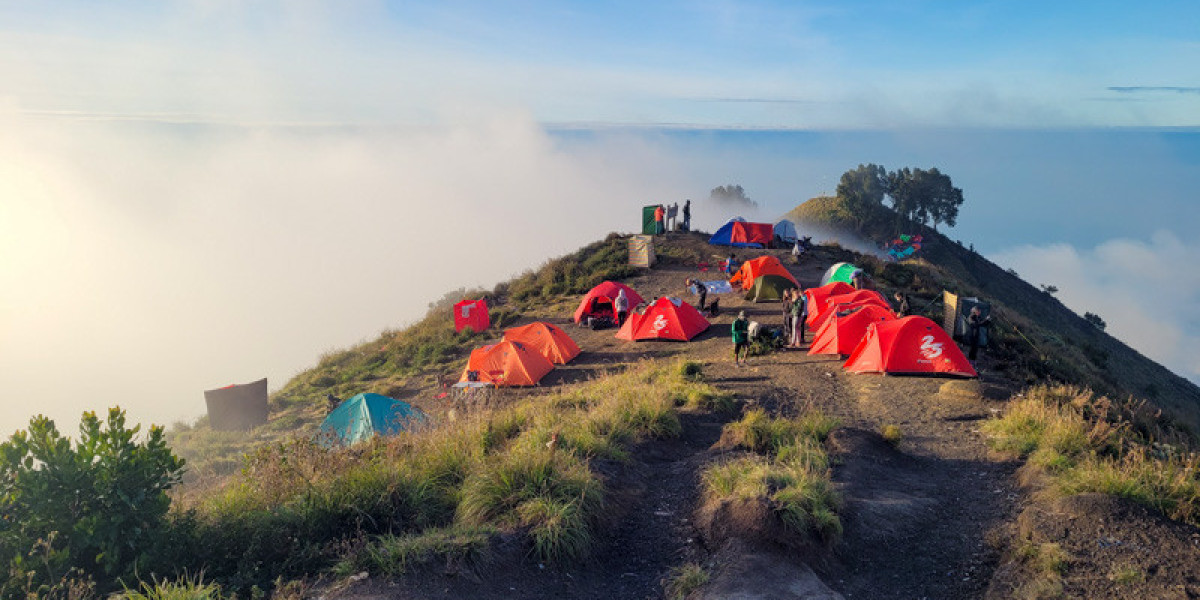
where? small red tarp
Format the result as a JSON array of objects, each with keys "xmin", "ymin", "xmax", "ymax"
[{"xmin": 454, "ymin": 299, "xmax": 490, "ymax": 333}]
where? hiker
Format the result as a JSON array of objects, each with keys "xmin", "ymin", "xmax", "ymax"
[
  {"xmin": 688, "ymin": 278, "xmax": 707, "ymax": 310},
  {"xmin": 894, "ymin": 292, "xmax": 910, "ymax": 318},
  {"xmin": 654, "ymin": 204, "xmax": 665, "ymax": 235},
  {"xmin": 615, "ymin": 289, "xmax": 630, "ymax": 326},
  {"xmin": 781, "ymin": 289, "xmax": 794, "ymax": 343},
  {"xmin": 681, "ymin": 199, "xmax": 692, "ymax": 231},
  {"xmin": 732, "ymin": 310, "xmax": 750, "ymax": 366},
  {"xmin": 666, "ymin": 202, "xmax": 678, "ymax": 231},
  {"xmin": 790, "ymin": 288, "xmax": 807, "ymax": 347},
  {"xmin": 725, "ymin": 253, "xmax": 737, "ymax": 277},
  {"xmin": 966, "ymin": 306, "xmax": 992, "ymax": 364}
]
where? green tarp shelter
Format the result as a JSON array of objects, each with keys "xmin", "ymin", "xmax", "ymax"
[
  {"xmin": 820, "ymin": 262, "xmax": 860, "ymax": 286},
  {"xmin": 745, "ymin": 274, "xmax": 798, "ymax": 302},
  {"xmin": 317, "ymin": 393, "xmax": 425, "ymax": 447},
  {"xmin": 642, "ymin": 205, "xmax": 661, "ymax": 235}
]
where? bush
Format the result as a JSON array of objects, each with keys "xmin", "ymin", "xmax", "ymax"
[{"xmin": 0, "ymin": 409, "xmax": 185, "ymax": 595}]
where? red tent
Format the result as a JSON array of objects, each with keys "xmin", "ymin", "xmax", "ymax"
[
  {"xmin": 453, "ymin": 299, "xmax": 490, "ymax": 333},
  {"xmin": 843, "ymin": 316, "xmax": 977, "ymax": 378},
  {"xmin": 808, "ymin": 304, "xmax": 896, "ymax": 356},
  {"xmin": 615, "ymin": 297, "xmax": 710, "ymax": 341},
  {"xmin": 811, "ymin": 292, "xmax": 893, "ymax": 330},
  {"xmin": 804, "ymin": 281, "xmax": 856, "ymax": 327},
  {"xmin": 503, "ymin": 322, "xmax": 581, "ymax": 365},
  {"xmin": 573, "ymin": 281, "xmax": 645, "ymax": 323},
  {"xmin": 459, "ymin": 340, "xmax": 555, "ymax": 386}
]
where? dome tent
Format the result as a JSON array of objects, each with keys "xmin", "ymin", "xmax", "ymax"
[
  {"xmin": 745, "ymin": 274, "xmax": 798, "ymax": 303},
  {"xmin": 615, "ymin": 296, "xmax": 710, "ymax": 341},
  {"xmin": 502, "ymin": 321, "xmax": 581, "ymax": 365},
  {"xmin": 318, "ymin": 393, "xmax": 425, "ymax": 447},
  {"xmin": 774, "ymin": 219, "xmax": 799, "ymax": 244},
  {"xmin": 843, "ymin": 316, "xmax": 976, "ymax": 378},
  {"xmin": 803, "ymin": 281, "xmax": 856, "ymax": 328},
  {"xmin": 728, "ymin": 255, "xmax": 799, "ymax": 291},
  {"xmin": 573, "ymin": 281, "xmax": 645, "ymax": 324},
  {"xmin": 460, "ymin": 340, "xmax": 555, "ymax": 386},
  {"xmin": 808, "ymin": 304, "xmax": 896, "ymax": 356},
  {"xmin": 708, "ymin": 218, "xmax": 774, "ymax": 248},
  {"xmin": 820, "ymin": 262, "xmax": 860, "ymax": 287}
]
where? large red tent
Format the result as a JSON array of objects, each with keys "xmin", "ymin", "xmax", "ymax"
[
  {"xmin": 804, "ymin": 281, "xmax": 856, "ymax": 327},
  {"xmin": 808, "ymin": 304, "xmax": 896, "ymax": 356},
  {"xmin": 811, "ymin": 291, "xmax": 892, "ymax": 330},
  {"xmin": 843, "ymin": 316, "xmax": 977, "ymax": 378},
  {"xmin": 615, "ymin": 297, "xmax": 710, "ymax": 341}
]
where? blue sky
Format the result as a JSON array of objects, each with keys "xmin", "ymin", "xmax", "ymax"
[
  {"xmin": 1, "ymin": 2, "xmax": 1199, "ymax": 435},
  {"xmin": 1, "ymin": 1, "xmax": 1197, "ymax": 128}
]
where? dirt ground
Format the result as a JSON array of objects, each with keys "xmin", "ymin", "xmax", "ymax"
[{"xmin": 333, "ymin": 232, "xmax": 1200, "ymax": 599}]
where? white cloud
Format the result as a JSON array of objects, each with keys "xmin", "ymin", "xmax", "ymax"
[
  {"xmin": 0, "ymin": 108, "xmax": 690, "ymax": 436},
  {"xmin": 992, "ymin": 232, "xmax": 1200, "ymax": 385}
]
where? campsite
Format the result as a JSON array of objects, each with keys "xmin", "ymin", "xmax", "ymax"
[
  {"xmin": 102, "ymin": 198, "xmax": 1194, "ymax": 600},
  {"xmin": 8, "ymin": 194, "xmax": 1200, "ymax": 600}
]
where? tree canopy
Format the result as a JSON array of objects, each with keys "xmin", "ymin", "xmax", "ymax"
[
  {"xmin": 836, "ymin": 164, "xmax": 964, "ymax": 231},
  {"xmin": 708, "ymin": 184, "xmax": 757, "ymax": 208}
]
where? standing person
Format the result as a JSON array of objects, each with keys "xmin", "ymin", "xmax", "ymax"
[
  {"xmin": 654, "ymin": 204, "xmax": 665, "ymax": 235},
  {"xmin": 894, "ymin": 292, "xmax": 910, "ymax": 318},
  {"xmin": 781, "ymin": 289, "xmax": 794, "ymax": 345},
  {"xmin": 966, "ymin": 306, "xmax": 991, "ymax": 364},
  {"xmin": 688, "ymin": 278, "xmax": 707, "ymax": 311},
  {"xmin": 615, "ymin": 289, "xmax": 630, "ymax": 326},
  {"xmin": 666, "ymin": 202, "xmax": 678, "ymax": 231},
  {"xmin": 790, "ymin": 288, "xmax": 807, "ymax": 347},
  {"xmin": 791, "ymin": 238, "xmax": 803, "ymax": 263},
  {"xmin": 682, "ymin": 199, "xmax": 692, "ymax": 231},
  {"xmin": 725, "ymin": 253, "xmax": 737, "ymax": 277},
  {"xmin": 732, "ymin": 311, "xmax": 750, "ymax": 366}
]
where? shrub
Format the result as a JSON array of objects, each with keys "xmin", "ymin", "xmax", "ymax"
[
  {"xmin": 662, "ymin": 563, "xmax": 709, "ymax": 600},
  {"xmin": 0, "ymin": 409, "xmax": 185, "ymax": 595},
  {"xmin": 880, "ymin": 424, "xmax": 903, "ymax": 445}
]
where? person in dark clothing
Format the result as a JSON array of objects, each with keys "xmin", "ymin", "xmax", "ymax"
[
  {"xmin": 894, "ymin": 292, "xmax": 910, "ymax": 318},
  {"xmin": 688, "ymin": 278, "xmax": 707, "ymax": 310},
  {"xmin": 966, "ymin": 306, "xmax": 991, "ymax": 362},
  {"xmin": 681, "ymin": 200, "xmax": 692, "ymax": 231}
]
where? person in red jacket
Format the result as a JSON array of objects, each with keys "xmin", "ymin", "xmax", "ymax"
[{"xmin": 654, "ymin": 204, "xmax": 665, "ymax": 235}]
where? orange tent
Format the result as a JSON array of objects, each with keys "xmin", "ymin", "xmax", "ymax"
[
  {"xmin": 843, "ymin": 316, "xmax": 976, "ymax": 378},
  {"xmin": 728, "ymin": 256, "xmax": 799, "ymax": 290},
  {"xmin": 573, "ymin": 281, "xmax": 645, "ymax": 323},
  {"xmin": 502, "ymin": 322, "xmax": 581, "ymax": 365},
  {"xmin": 615, "ymin": 297, "xmax": 710, "ymax": 341},
  {"xmin": 804, "ymin": 281, "xmax": 856, "ymax": 327},
  {"xmin": 808, "ymin": 304, "xmax": 896, "ymax": 356},
  {"xmin": 459, "ymin": 340, "xmax": 555, "ymax": 386}
]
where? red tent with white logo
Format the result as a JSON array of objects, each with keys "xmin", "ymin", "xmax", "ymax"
[
  {"xmin": 804, "ymin": 281, "xmax": 856, "ymax": 328},
  {"xmin": 843, "ymin": 316, "xmax": 976, "ymax": 377},
  {"xmin": 808, "ymin": 304, "xmax": 896, "ymax": 356},
  {"xmin": 573, "ymin": 281, "xmax": 645, "ymax": 324},
  {"xmin": 453, "ymin": 299, "xmax": 490, "ymax": 333},
  {"xmin": 615, "ymin": 296, "xmax": 710, "ymax": 341}
]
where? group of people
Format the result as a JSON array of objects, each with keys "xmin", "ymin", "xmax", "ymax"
[{"xmin": 654, "ymin": 200, "xmax": 692, "ymax": 234}]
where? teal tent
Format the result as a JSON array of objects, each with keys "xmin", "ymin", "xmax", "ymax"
[
  {"xmin": 317, "ymin": 393, "xmax": 425, "ymax": 447},
  {"xmin": 820, "ymin": 262, "xmax": 860, "ymax": 286}
]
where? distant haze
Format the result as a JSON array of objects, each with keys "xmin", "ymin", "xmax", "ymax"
[{"xmin": 3, "ymin": 116, "xmax": 1199, "ymax": 436}]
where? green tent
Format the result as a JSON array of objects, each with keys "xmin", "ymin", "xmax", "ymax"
[
  {"xmin": 745, "ymin": 274, "xmax": 799, "ymax": 303},
  {"xmin": 642, "ymin": 205, "xmax": 661, "ymax": 235},
  {"xmin": 317, "ymin": 393, "xmax": 425, "ymax": 447},
  {"xmin": 820, "ymin": 262, "xmax": 860, "ymax": 286}
]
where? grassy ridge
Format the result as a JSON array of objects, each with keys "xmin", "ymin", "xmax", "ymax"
[
  {"xmin": 167, "ymin": 234, "xmax": 639, "ymax": 479},
  {"xmin": 171, "ymin": 361, "xmax": 728, "ymax": 591},
  {"xmin": 983, "ymin": 385, "xmax": 1200, "ymax": 525}
]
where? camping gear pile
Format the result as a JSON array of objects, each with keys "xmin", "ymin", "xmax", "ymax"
[
  {"xmin": 805, "ymin": 282, "xmax": 976, "ymax": 378},
  {"xmin": 885, "ymin": 234, "xmax": 924, "ymax": 260}
]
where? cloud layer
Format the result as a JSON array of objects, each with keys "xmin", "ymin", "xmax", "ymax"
[{"xmin": 992, "ymin": 231, "xmax": 1200, "ymax": 385}]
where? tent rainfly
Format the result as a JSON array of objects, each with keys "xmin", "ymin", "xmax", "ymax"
[{"xmin": 204, "ymin": 378, "xmax": 269, "ymax": 431}]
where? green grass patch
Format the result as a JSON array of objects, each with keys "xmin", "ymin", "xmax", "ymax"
[
  {"xmin": 335, "ymin": 525, "xmax": 495, "ymax": 577},
  {"xmin": 662, "ymin": 562, "xmax": 709, "ymax": 600},
  {"xmin": 984, "ymin": 385, "xmax": 1200, "ymax": 527}
]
